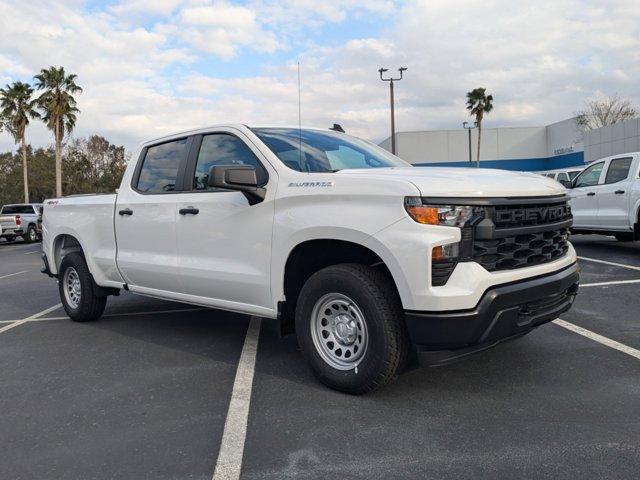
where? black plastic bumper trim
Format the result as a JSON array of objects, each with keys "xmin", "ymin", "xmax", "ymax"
[
  {"xmin": 405, "ymin": 262, "xmax": 579, "ymax": 351},
  {"xmin": 41, "ymin": 253, "xmax": 56, "ymax": 278}
]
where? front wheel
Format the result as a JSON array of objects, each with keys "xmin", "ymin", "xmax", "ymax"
[
  {"xmin": 58, "ymin": 252, "xmax": 107, "ymax": 322},
  {"xmin": 295, "ymin": 263, "xmax": 409, "ymax": 395}
]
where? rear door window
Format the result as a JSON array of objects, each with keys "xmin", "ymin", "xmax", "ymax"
[
  {"xmin": 604, "ymin": 157, "xmax": 632, "ymax": 184},
  {"xmin": 136, "ymin": 138, "xmax": 188, "ymax": 194}
]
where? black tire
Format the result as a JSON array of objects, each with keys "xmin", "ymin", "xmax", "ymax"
[
  {"xmin": 4, "ymin": 235, "xmax": 16, "ymax": 243},
  {"xmin": 295, "ymin": 263, "xmax": 409, "ymax": 395},
  {"xmin": 614, "ymin": 233, "xmax": 635, "ymax": 242},
  {"xmin": 58, "ymin": 252, "xmax": 107, "ymax": 322},
  {"xmin": 24, "ymin": 225, "xmax": 38, "ymax": 243}
]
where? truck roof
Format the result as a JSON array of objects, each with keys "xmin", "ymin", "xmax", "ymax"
[{"xmin": 137, "ymin": 124, "xmax": 338, "ymax": 150}]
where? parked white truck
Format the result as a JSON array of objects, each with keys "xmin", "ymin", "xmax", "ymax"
[
  {"xmin": 564, "ymin": 152, "xmax": 640, "ymax": 242},
  {"xmin": 42, "ymin": 125, "xmax": 579, "ymax": 394},
  {"xmin": 0, "ymin": 203, "xmax": 43, "ymax": 243}
]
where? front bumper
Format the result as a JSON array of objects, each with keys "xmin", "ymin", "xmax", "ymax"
[{"xmin": 405, "ymin": 262, "xmax": 579, "ymax": 352}]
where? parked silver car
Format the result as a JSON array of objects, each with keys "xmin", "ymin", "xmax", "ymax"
[{"xmin": 0, "ymin": 203, "xmax": 43, "ymax": 243}]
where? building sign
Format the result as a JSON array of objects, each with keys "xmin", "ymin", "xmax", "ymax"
[{"xmin": 553, "ymin": 146, "xmax": 574, "ymax": 156}]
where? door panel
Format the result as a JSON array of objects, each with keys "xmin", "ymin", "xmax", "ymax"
[
  {"xmin": 176, "ymin": 191, "xmax": 274, "ymax": 308},
  {"xmin": 115, "ymin": 195, "xmax": 178, "ymax": 291},
  {"xmin": 569, "ymin": 161, "xmax": 605, "ymax": 229},
  {"xmin": 115, "ymin": 137, "xmax": 190, "ymax": 291},
  {"xmin": 175, "ymin": 130, "xmax": 276, "ymax": 310},
  {"xmin": 597, "ymin": 157, "xmax": 633, "ymax": 230}
]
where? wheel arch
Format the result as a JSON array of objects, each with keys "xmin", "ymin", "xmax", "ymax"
[
  {"xmin": 52, "ymin": 233, "xmax": 85, "ymax": 273},
  {"xmin": 278, "ymin": 238, "xmax": 407, "ymax": 335}
]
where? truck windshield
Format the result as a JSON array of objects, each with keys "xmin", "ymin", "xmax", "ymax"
[{"xmin": 252, "ymin": 128, "xmax": 410, "ymax": 172}]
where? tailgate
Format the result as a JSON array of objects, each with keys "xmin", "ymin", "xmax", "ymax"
[{"xmin": 0, "ymin": 215, "xmax": 17, "ymax": 229}]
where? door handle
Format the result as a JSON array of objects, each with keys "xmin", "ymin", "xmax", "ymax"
[
  {"xmin": 179, "ymin": 207, "xmax": 199, "ymax": 215},
  {"xmin": 586, "ymin": 192, "xmax": 596, "ymax": 196},
  {"xmin": 615, "ymin": 190, "xmax": 625, "ymax": 195},
  {"xmin": 118, "ymin": 208, "xmax": 133, "ymax": 216}
]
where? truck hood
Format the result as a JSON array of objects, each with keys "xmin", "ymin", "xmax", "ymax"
[{"xmin": 335, "ymin": 167, "xmax": 565, "ymax": 198}]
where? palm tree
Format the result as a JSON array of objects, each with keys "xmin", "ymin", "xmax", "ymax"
[
  {"xmin": 466, "ymin": 88, "xmax": 493, "ymax": 167},
  {"xmin": 0, "ymin": 81, "xmax": 40, "ymax": 202},
  {"xmin": 34, "ymin": 66, "xmax": 82, "ymax": 197}
]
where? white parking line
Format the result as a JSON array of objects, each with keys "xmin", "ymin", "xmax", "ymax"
[
  {"xmin": 0, "ymin": 270, "xmax": 28, "ymax": 280},
  {"xmin": 23, "ymin": 250, "xmax": 41, "ymax": 255},
  {"xmin": 578, "ymin": 256, "xmax": 640, "ymax": 272},
  {"xmin": 0, "ymin": 303, "xmax": 62, "ymax": 335},
  {"xmin": 580, "ymin": 279, "xmax": 640, "ymax": 288},
  {"xmin": 553, "ymin": 319, "xmax": 640, "ymax": 360},
  {"xmin": 213, "ymin": 316, "xmax": 262, "ymax": 480}
]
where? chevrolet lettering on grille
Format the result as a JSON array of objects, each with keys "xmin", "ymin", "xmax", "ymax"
[{"xmin": 496, "ymin": 205, "xmax": 571, "ymax": 224}]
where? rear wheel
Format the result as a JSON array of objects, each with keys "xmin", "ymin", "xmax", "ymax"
[
  {"xmin": 24, "ymin": 225, "xmax": 38, "ymax": 243},
  {"xmin": 4, "ymin": 235, "xmax": 16, "ymax": 243},
  {"xmin": 295, "ymin": 263, "xmax": 409, "ymax": 395},
  {"xmin": 58, "ymin": 252, "xmax": 107, "ymax": 322}
]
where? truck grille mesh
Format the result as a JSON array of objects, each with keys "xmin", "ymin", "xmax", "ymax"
[{"xmin": 473, "ymin": 227, "xmax": 570, "ymax": 271}]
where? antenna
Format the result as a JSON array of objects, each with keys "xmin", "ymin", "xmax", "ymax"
[{"xmin": 297, "ymin": 60, "xmax": 304, "ymax": 171}]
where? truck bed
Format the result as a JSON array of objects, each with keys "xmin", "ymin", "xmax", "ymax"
[{"xmin": 42, "ymin": 194, "xmax": 123, "ymax": 287}]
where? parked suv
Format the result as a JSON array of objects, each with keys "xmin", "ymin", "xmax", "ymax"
[
  {"xmin": 0, "ymin": 203, "xmax": 43, "ymax": 243},
  {"xmin": 41, "ymin": 125, "xmax": 579, "ymax": 393},
  {"xmin": 566, "ymin": 153, "xmax": 640, "ymax": 242}
]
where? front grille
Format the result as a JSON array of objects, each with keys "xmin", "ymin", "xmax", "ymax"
[
  {"xmin": 425, "ymin": 195, "xmax": 573, "ymax": 286},
  {"xmin": 473, "ymin": 227, "xmax": 570, "ymax": 271},
  {"xmin": 471, "ymin": 197, "xmax": 572, "ymax": 272}
]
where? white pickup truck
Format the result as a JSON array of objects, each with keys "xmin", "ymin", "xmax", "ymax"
[
  {"xmin": 42, "ymin": 125, "xmax": 579, "ymax": 394},
  {"xmin": 565, "ymin": 152, "xmax": 640, "ymax": 242}
]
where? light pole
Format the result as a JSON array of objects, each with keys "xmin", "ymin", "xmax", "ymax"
[
  {"xmin": 379, "ymin": 67, "xmax": 407, "ymax": 155},
  {"xmin": 462, "ymin": 121, "xmax": 477, "ymax": 166}
]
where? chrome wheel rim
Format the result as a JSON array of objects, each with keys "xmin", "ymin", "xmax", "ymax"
[
  {"xmin": 29, "ymin": 229, "xmax": 36, "ymax": 241},
  {"xmin": 310, "ymin": 293, "xmax": 368, "ymax": 370},
  {"xmin": 63, "ymin": 267, "xmax": 81, "ymax": 309}
]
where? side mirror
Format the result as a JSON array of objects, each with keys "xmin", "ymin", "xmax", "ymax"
[
  {"xmin": 559, "ymin": 179, "xmax": 573, "ymax": 188},
  {"xmin": 208, "ymin": 165, "xmax": 266, "ymax": 204}
]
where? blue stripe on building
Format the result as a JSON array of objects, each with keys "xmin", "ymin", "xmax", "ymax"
[{"xmin": 413, "ymin": 151, "xmax": 585, "ymax": 171}]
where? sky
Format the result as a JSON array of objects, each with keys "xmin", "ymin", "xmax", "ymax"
[{"xmin": 0, "ymin": 0, "xmax": 639, "ymax": 153}]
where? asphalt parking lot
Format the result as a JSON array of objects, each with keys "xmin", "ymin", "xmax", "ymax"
[{"xmin": 0, "ymin": 236, "xmax": 639, "ymax": 479}]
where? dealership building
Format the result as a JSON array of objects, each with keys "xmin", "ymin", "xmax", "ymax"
[{"xmin": 380, "ymin": 116, "xmax": 640, "ymax": 171}]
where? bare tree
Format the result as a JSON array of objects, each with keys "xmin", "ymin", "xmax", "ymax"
[{"xmin": 575, "ymin": 95, "xmax": 637, "ymax": 130}]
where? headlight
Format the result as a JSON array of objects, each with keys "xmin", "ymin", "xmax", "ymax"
[{"xmin": 404, "ymin": 197, "xmax": 481, "ymax": 227}]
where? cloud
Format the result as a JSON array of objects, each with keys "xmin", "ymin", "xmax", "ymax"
[{"xmin": 0, "ymin": 0, "xmax": 639, "ymax": 153}]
